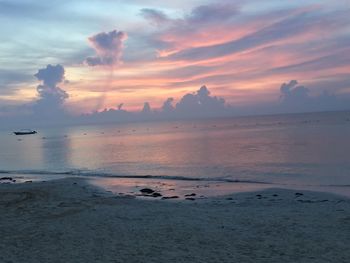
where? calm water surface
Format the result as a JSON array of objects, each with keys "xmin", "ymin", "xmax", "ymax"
[{"xmin": 1, "ymin": 111, "xmax": 349, "ymax": 196}]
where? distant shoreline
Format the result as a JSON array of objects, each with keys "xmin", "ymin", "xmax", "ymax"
[{"xmin": 1, "ymin": 109, "xmax": 349, "ymax": 131}]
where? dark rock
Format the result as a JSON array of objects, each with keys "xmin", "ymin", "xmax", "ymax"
[
  {"xmin": 272, "ymin": 194, "xmax": 278, "ymax": 197},
  {"xmin": 226, "ymin": 197, "xmax": 233, "ymax": 200},
  {"xmin": 256, "ymin": 194, "xmax": 263, "ymax": 200},
  {"xmin": 0, "ymin": 177, "xmax": 13, "ymax": 181},
  {"xmin": 151, "ymin": 192, "xmax": 162, "ymax": 197},
  {"xmin": 25, "ymin": 180, "xmax": 32, "ymax": 183},
  {"xmin": 295, "ymin": 192, "xmax": 303, "ymax": 196},
  {"xmin": 140, "ymin": 188, "xmax": 155, "ymax": 194},
  {"xmin": 185, "ymin": 198, "xmax": 196, "ymax": 201},
  {"xmin": 185, "ymin": 193, "xmax": 196, "ymax": 197}
]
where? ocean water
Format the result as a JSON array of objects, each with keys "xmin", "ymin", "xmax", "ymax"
[{"xmin": 1, "ymin": 111, "xmax": 350, "ymax": 197}]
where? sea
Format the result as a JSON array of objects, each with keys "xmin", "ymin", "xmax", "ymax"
[{"xmin": 1, "ymin": 111, "xmax": 350, "ymax": 198}]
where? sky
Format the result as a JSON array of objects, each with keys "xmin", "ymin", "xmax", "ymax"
[{"xmin": 0, "ymin": 0, "xmax": 350, "ymax": 122}]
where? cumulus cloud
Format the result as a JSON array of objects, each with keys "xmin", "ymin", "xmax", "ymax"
[
  {"xmin": 278, "ymin": 80, "xmax": 349, "ymax": 113},
  {"xmin": 33, "ymin": 64, "xmax": 69, "ymax": 116},
  {"xmin": 77, "ymin": 85, "xmax": 230, "ymax": 124},
  {"xmin": 85, "ymin": 30, "xmax": 128, "ymax": 66},
  {"xmin": 35, "ymin": 64, "xmax": 65, "ymax": 87},
  {"xmin": 142, "ymin": 102, "xmax": 152, "ymax": 114},
  {"xmin": 280, "ymin": 80, "xmax": 309, "ymax": 104},
  {"xmin": 161, "ymin": 97, "xmax": 174, "ymax": 113},
  {"xmin": 98, "ymin": 86, "xmax": 230, "ymax": 122},
  {"xmin": 175, "ymin": 85, "xmax": 227, "ymax": 117}
]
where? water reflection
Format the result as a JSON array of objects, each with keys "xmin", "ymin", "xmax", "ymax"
[
  {"xmin": 40, "ymin": 135, "xmax": 73, "ymax": 171},
  {"xmin": 0, "ymin": 111, "xmax": 349, "ymax": 188}
]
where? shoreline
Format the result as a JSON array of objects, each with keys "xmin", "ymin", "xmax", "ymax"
[
  {"xmin": 2, "ymin": 173, "xmax": 350, "ymax": 199},
  {"xmin": 1, "ymin": 177, "xmax": 350, "ymax": 262}
]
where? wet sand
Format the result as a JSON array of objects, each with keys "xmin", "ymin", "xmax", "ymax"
[{"xmin": 1, "ymin": 178, "xmax": 349, "ymax": 262}]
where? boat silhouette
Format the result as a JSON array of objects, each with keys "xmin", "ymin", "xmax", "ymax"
[{"xmin": 13, "ymin": 129, "xmax": 37, "ymax": 135}]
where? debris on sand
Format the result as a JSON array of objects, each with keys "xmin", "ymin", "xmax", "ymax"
[{"xmin": 140, "ymin": 188, "xmax": 155, "ymax": 194}]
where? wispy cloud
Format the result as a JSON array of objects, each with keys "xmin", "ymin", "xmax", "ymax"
[
  {"xmin": 140, "ymin": 8, "xmax": 170, "ymax": 26},
  {"xmin": 166, "ymin": 10, "xmax": 345, "ymax": 62}
]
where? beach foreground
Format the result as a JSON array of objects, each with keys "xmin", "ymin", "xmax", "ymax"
[{"xmin": 1, "ymin": 178, "xmax": 349, "ymax": 263}]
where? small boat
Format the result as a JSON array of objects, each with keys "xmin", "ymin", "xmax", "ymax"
[{"xmin": 13, "ymin": 129, "xmax": 37, "ymax": 135}]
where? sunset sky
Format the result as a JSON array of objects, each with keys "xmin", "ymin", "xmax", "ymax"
[{"xmin": 0, "ymin": 0, "xmax": 350, "ymax": 115}]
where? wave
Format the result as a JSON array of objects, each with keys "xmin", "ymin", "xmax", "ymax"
[{"xmin": 0, "ymin": 169, "xmax": 271, "ymax": 185}]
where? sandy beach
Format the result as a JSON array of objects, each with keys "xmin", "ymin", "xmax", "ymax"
[{"xmin": 1, "ymin": 178, "xmax": 349, "ymax": 263}]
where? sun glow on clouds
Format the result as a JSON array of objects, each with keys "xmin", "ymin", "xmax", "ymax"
[{"xmin": 1, "ymin": 0, "xmax": 350, "ymax": 115}]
